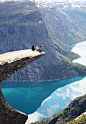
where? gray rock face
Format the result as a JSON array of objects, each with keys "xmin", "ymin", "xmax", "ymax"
[
  {"xmin": 0, "ymin": 1, "xmax": 86, "ymax": 83},
  {"xmin": 0, "ymin": 49, "xmax": 45, "ymax": 81},
  {"xmin": 41, "ymin": 7, "xmax": 78, "ymax": 33},
  {"xmin": 0, "ymin": 90, "xmax": 28, "ymax": 124},
  {"xmin": 0, "ymin": 49, "xmax": 44, "ymax": 124},
  {"xmin": 0, "ymin": 1, "xmax": 85, "ymax": 82}
]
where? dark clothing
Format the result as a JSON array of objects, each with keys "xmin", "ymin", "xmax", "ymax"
[
  {"xmin": 32, "ymin": 45, "xmax": 35, "ymax": 51},
  {"xmin": 39, "ymin": 46, "xmax": 42, "ymax": 52}
]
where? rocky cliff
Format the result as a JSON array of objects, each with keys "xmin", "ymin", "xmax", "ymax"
[
  {"xmin": 0, "ymin": 1, "xmax": 86, "ymax": 82},
  {"xmin": 0, "ymin": 49, "xmax": 45, "ymax": 81},
  {"xmin": 33, "ymin": 94, "xmax": 86, "ymax": 124},
  {"xmin": 0, "ymin": 49, "xmax": 44, "ymax": 124},
  {"xmin": 0, "ymin": 91, "xmax": 27, "ymax": 124},
  {"xmin": 0, "ymin": 1, "xmax": 86, "ymax": 124}
]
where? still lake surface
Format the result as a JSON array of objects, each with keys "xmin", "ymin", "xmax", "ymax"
[{"xmin": 2, "ymin": 41, "xmax": 86, "ymax": 123}]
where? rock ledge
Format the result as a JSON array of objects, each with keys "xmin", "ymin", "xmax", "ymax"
[{"xmin": 0, "ymin": 49, "xmax": 45, "ymax": 124}]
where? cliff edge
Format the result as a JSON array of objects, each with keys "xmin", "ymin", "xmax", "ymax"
[
  {"xmin": 0, "ymin": 49, "xmax": 45, "ymax": 81},
  {"xmin": 0, "ymin": 49, "xmax": 45, "ymax": 124}
]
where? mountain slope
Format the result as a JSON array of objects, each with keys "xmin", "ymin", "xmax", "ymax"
[
  {"xmin": 33, "ymin": 94, "xmax": 86, "ymax": 124},
  {"xmin": 39, "ymin": 6, "xmax": 86, "ymax": 60},
  {"xmin": 31, "ymin": 4, "xmax": 86, "ymax": 124},
  {"xmin": 64, "ymin": 9, "xmax": 86, "ymax": 37},
  {"xmin": 0, "ymin": 1, "xmax": 86, "ymax": 82},
  {"xmin": 0, "ymin": 49, "xmax": 45, "ymax": 124}
]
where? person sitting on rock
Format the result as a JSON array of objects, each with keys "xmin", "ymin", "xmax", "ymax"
[
  {"xmin": 36, "ymin": 45, "xmax": 39, "ymax": 51},
  {"xmin": 39, "ymin": 46, "xmax": 42, "ymax": 52},
  {"xmin": 32, "ymin": 45, "xmax": 35, "ymax": 51}
]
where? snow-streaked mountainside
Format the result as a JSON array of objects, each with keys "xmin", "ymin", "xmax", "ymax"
[
  {"xmin": 0, "ymin": 0, "xmax": 86, "ymax": 5},
  {"xmin": 36, "ymin": 0, "xmax": 86, "ymax": 5},
  {"xmin": 37, "ymin": 2, "xmax": 86, "ymax": 10}
]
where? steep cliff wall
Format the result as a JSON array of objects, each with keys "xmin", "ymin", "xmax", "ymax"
[
  {"xmin": 0, "ymin": 90, "xmax": 27, "ymax": 124},
  {"xmin": 0, "ymin": 1, "xmax": 86, "ymax": 82},
  {"xmin": 0, "ymin": 49, "xmax": 44, "ymax": 124},
  {"xmin": 39, "ymin": 6, "xmax": 86, "ymax": 60},
  {"xmin": 0, "ymin": 49, "xmax": 45, "ymax": 81}
]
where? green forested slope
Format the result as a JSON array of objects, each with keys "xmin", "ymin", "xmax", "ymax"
[{"xmin": 40, "ymin": 6, "xmax": 86, "ymax": 60}]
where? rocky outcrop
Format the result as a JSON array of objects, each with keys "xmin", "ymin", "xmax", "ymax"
[
  {"xmin": 1, "ymin": 1, "xmax": 86, "ymax": 82},
  {"xmin": 0, "ymin": 49, "xmax": 45, "ymax": 81},
  {"xmin": 0, "ymin": 49, "xmax": 44, "ymax": 124},
  {"xmin": 75, "ymin": 112, "xmax": 86, "ymax": 120},
  {"xmin": 34, "ymin": 94, "xmax": 86, "ymax": 124},
  {"xmin": 0, "ymin": 89, "xmax": 27, "ymax": 124}
]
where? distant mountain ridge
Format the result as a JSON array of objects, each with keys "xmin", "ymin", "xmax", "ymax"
[
  {"xmin": 37, "ymin": 1, "xmax": 86, "ymax": 6},
  {"xmin": 1, "ymin": 1, "xmax": 86, "ymax": 124},
  {"xmin": 0, "ymin": 1, "xmax": 86, "ymax": 82}
]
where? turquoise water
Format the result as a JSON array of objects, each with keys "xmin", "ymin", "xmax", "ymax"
[
  {"xmin": 69, "ymin": 44, "xmax": 75, "ymax": 50},
  {"xmin": 1, "ymin": 77, "xmax": 83, "ymax": 115},
  {"xmin": 26, "ymin": 76, "xmax": 86, "ymax": 123},
  {"xmin": 2, "ymin": 40, "xmax": 86, "ymax": 123}
]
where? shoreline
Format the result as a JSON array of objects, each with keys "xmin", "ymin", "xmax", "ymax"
[
  {"xmin": 27, "ymin": 40, "xmax": 86, "ymax": 123},
  {"xmin": 2, "ymin": 75, "xmax": 86, "ymax": 83},
  {"xmin": 2, "ymin": 40, "xmax": 86, "ymax": 84},
  {"xmin": 68, "ymin": 39, "xmax": 86, "ymax": 50},
  {"xmin": 68, "ymin": 40, "xmax": 86, "ymax": 60}
]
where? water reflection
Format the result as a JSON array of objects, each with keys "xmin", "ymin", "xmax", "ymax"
[
  {"xmin": 26, "ymin": 76, "xmax": 86, "ymax": 123},
  {"xmin": 26, "ymin": 41, "xmax": 86, "ymax": 123},
  {"xmin": 2, "ymin": 77, "xmax": 84, "ymax": 115},
  {"xmin": 2, "ymin": 41, "xmax": 86, "ymax": 124}
]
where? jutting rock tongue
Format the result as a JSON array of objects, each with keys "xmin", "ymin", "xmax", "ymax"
[
  {"xmin": 0, "ymin": 49, "xmax": 45, "ymax": 124},
  {"xmin": 0, "ymin": 89, "xmax": 28, "ymax": 124},
  {"xmin": 0, "ymin": 49, "xmax": 45, "ymax": 82}
]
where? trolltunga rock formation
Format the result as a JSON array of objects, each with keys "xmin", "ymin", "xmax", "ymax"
[{"xmin": 0, "ymin": 49, "xmax": 45, "ymax": 124}]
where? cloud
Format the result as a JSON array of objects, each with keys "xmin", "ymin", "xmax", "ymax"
[
  {"xmin": 56, "ymin": 88, "xmax": 71, "ymax": 100},
  {"xmin": 26, "ymin": 77, "xmax": 86, "ymax": 123},
  {"xmin": 41, "ymin": 96, "xmax": 51, "ymax": 105},
  {"xmin": 47, "ymin": 108, "xmax": 54, "ymax": 117},
  {"xmin": 56, "ymin": 77, "xmax": 86, "ymax": 101},
  {"xmin": 47, "ymin": 103, "xmax": 59, "ymax": 116},
  {"xmin": 50, "ymin": 104, "xmax": 60, "ymax": 110},
  {"xmin": 26, "ymin": 112, "xmax": 46, "ymax": 124}
]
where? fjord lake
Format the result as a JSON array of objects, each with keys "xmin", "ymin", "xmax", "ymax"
[{"xmin": 2, "ymin": 41, "xmax": 86, "ymax": 123}]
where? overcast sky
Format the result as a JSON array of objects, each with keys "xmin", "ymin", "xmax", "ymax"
[{"xmin": 0, "ymin": 0, "xmax": 86, "ymax": 5}]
